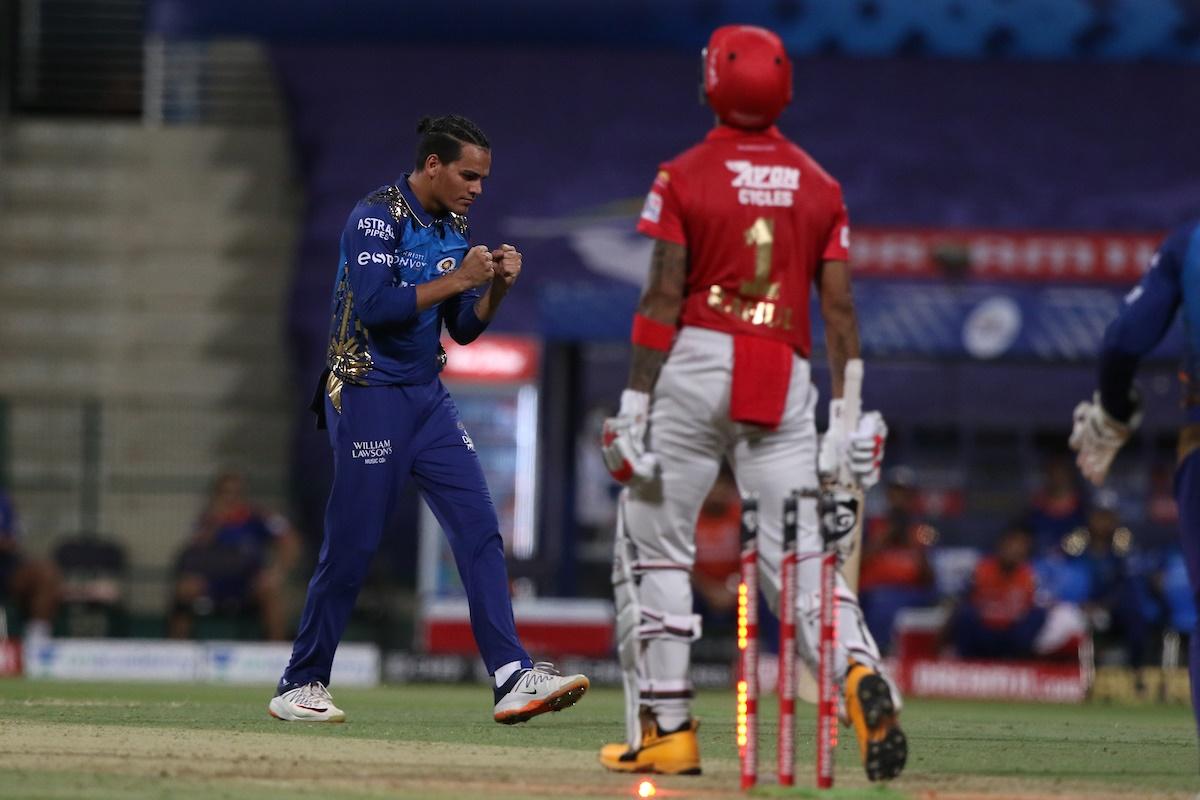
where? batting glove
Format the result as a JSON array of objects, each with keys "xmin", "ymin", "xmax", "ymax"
[
  {"xmin": 601, "ymin": 389, "xmax": 658, "ymax": 485},
  {"xmin": 818, "ymin": 400, "xmax": 888, "ymax": 490},
  {"xmin": 1069, "ymin": 391, "xmax": 1140, "ymax": 486}
]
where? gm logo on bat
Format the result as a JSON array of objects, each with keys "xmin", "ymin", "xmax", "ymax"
[{"xmin": 820, "ymin": 489, "xmax": 860, "ymax": 540}]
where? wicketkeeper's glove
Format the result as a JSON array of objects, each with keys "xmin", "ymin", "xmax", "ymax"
[
  {"xmin": 818, "ymin": 400, "xmax": 888, "ymax": 490},
  {"xmin": 600, "ymin": 389, "xmax": 659, "ymax": 485},
  {"xmin": 1069, "ymin": 391, "xmax": 1141, "ymax": 486}
]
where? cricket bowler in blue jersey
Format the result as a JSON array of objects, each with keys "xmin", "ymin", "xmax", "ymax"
[
  {"xmin": 1070, "ymin": 219, "xmax": 1200, "ymax": 737},
  {"xmin": 269, "ymin": 115, "xmax": 588, "ymax": 724}
]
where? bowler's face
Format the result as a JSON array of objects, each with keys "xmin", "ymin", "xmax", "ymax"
[{"xmin": 434, "ymin": 144, "xmax": 490, "ymax": 215}]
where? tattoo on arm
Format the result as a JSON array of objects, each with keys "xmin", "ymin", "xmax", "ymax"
[
  {"xmin": 817, "ymin": 260, "xmax": 861, "ymax": 398},
  {"xmin": 628, "ymin": 240, "xmax": 687, "ymax": 393}
]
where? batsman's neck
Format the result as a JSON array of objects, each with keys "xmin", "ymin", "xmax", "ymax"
[{"xmin": 406, "ymin": 173, "xmax": 446, "ymax": 217}]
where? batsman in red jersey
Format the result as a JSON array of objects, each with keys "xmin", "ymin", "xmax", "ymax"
[{"xmin": 599, "ymin": 25, "xmax": 906, "ymax": 780}]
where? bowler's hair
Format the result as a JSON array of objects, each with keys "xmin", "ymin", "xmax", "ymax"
[{"xmin": 414, "ymin": 115, "xmax": 490, "ymax": 170}]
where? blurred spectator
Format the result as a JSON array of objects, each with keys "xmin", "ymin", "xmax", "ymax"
[
  {"xmin": 1034, "ymin": 491, "xmax": 1166, "ymax": 669},
  {"xmin": 859, "ymin": 466, "xmax": 938, "ymax": 653},
  {"xmin": 1025, "ymin": 456, "xmax": 1087, "ymax": 555},
  {"xmin": 169, "ymin": 472, "xmax": 300, "ymax": 640},
  {"xmin": 949, "ymin": 522, "xmax": 1085, "ymax": 660},
  {"xmin": 0, "ymin": 487, "xmax": 62, "ymax": 641},
  {"xmin": 1077, "ymin": 493, "xmax": 1164, "ymax": 670},
  {"xmin": 692, "ymin": 469, "xmax": 742, "ymax": 623},
  {"xmin": 1031, "ymin": 536, "xmax": 1091, "ymax": 608}
]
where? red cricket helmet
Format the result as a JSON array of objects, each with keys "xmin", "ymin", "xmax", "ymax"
[{"xmin": 702, "ymin": 25, "xmax": 793, "ymax": 130}]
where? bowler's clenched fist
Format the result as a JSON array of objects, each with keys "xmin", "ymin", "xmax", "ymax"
[
  {"xmin": 459, "ymin": 244, "xmax": 496, "ymax": 288},
  {"xmin": 491, "ymin": 244, "xmax": 522, "ymax": 288}
]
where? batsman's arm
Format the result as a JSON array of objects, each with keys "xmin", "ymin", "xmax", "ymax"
[
  {"xmin": 815, "ymin": 259, "xmax": 861, "ymax": 399},
  {"xmin": 1097, "ymin": 237, "xmax": 1185, "ymax": 420},
  {"xmin": 626, "ymin": 239, "xmax": 687, "ymax": 392}
]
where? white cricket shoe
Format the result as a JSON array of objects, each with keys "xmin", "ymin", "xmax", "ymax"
[
  {"xmin": 493, "ymin": 662, "xmax": 589, "ymax": 724},
  {"xmin": 268, "ymin": 681, "xmax": 347, "ymax": 723}
]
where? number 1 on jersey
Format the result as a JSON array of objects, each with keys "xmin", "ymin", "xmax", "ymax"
[{"xmin": 740, "ymin": 217, "xmax": 780, "ymax": 300}]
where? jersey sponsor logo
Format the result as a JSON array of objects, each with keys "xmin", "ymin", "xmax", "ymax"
[
  {"xmin": 436, "ymin": 257, "xmax": 457, "ymax": 273},
  {"xmin": 840, "ymin": 225, "xmax": 850, "ymax": 250},
  {"xmin": 725, "ymin": 160, "xmax": 800, "ymax": 208},
  {"xmin": 461, "ymin": 431, "xmax": 476, "ymax": 451},
  {"xmin": 398, "ymin": 251, "xmax": 427, "ymax": 271},
  {"xmin": 640, "ymin": 190, "xmax": 663, "ymax": 224},
  {"xmin": 357, "ymin": 251, "xmax": 402, "ymax": 267},
  {"xmin": 352, "ymin": 439, "xmax": 392, "ymax": 465},
  {"xmin": 358, "ymin": 217, "xmax": 395, "ymax": 240}
]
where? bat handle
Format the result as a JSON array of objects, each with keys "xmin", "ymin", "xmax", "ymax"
[{"xmin": 837, "ymin": 359, "xmax": 864, "ymax": 485}]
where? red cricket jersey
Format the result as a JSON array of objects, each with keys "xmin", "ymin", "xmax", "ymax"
[
  {"xmin": 970, "ymin": 558, "xmax": 1037, "ymax": 630},
  {"xmin": 636, "ymin": 125, "xmax": 849, "ymax": 357}
]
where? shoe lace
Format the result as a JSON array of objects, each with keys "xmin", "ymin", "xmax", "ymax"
[
  {"xmin": 524, "ymin": 662, "xmax": 562, "ymax": 687},
  {"xmin": 298, "ymin": 681, "xmax": 333, "ymax": 706}
]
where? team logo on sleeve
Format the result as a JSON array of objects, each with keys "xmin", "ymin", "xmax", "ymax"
[
  {"xmin": 725, "ymin": 160, "xmax": 800, "ymax": 208},
  {"xmin": 358, "ymin": 217, "xmax": 395, "ymax": 240},
  {"xmin": 640, "ymin": 191, "xmax": 663, "ymax": 224},
  {"xmin": 457, "ymin": 421, "xmax": 475, "ymax": 451},
  {"xmin": 436, "ymin": 257, "xmax": 457, "ymax": 273}
]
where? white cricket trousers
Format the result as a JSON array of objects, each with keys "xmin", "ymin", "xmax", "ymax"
[{"xmin": 623, "ymin": 325, "xmax": 885, "ymax": 719}]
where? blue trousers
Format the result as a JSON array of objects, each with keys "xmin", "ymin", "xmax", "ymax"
[
  {"xmin": 282, "ymin": 380, "xmax": 531, "ymax": 686},
  {"xmin": 952, "ymin": 603, "xmax": 1047, "ymax": 660},
  {"xmin": 1175, "ymin": 449, "xmax": 1200, "ymax": 735}
]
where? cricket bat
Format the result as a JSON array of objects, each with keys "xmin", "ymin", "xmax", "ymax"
[{"xmin": 797, "ymin": 358, "xmax": 865, "ymax": 704}]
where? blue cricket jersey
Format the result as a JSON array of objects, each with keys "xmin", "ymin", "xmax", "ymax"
[
  {"xmin": 324, "ymin": 175, "xmax": 488, "ymax": 392},
  {"xmin": 1098, "ymin": 220, "xmax": 1200, "ymax": 425}
]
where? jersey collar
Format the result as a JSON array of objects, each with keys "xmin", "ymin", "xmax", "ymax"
[
  {"xmin": 705, "ymin": 124, "xmax": 785, "ymax": 142},
  {"xmin": 396, "ymin": 173, "xmax": 449, "ymax": 229}
]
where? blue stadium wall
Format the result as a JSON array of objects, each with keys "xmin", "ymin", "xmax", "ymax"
[{"xmin": 144, "ymin": 1, "xmax": 1200, "ymax": 556}]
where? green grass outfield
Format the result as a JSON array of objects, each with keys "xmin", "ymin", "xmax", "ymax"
[{"xmin": 0, "ymin": 679, "xmax": 1195, "ymax": 799}]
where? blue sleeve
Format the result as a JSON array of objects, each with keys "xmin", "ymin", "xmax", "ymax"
[
  {"xmin": 442, "ymin": 285, "xmax": 490, "ymax": 344},
  {"xmin": 342, "ymin": 203, "xmax": 418, "ymax": 328},
  {"xmin": 1097, "ymin": 228, "xmax": 1188, "ymax": 420}
]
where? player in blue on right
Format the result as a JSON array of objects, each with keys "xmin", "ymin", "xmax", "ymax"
[{"xmin": 1069, "ymin": 219, "xmax": 1200, "ymax": 736}]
